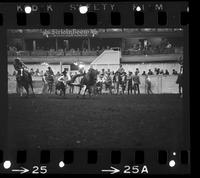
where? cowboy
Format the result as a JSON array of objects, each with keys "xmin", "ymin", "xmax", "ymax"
[
  {"xmin": 62, "ymin": 68, "xmax": 71, "ymax": 81},
  {"xmin": 13, "ymin": 58, "xmax": 29, "ymax": 78},
  {"xmin": 13, "ymin": 58, "xmax": 30, "ymax": 94},
  {"xmin": 13, "ymin": 58, "xmax": 28, "ymax": 72},
  {"xmin": 121, "ymin": 72, "xmax": 127, "ymax": 94},
  {"xmin": 127, "ymin": 71, "xmax": 133, "ymax": 95},
  {"xmin": 133, "ymin": 71, "xmax": 141, "ymax": 94},
  {"xmin": 57, "ymin": 73, "xmax": 67, "ymax": 84},
  {"xmin": 43, "ymin": 67, "xmax": 54, "ymax": 94},
  {"xmin": 55, "ymin": 73, "xmax": 67, "ymax": 95},
  {"xmin": 105, "ymin": 72, "xmax": 113, "ymax": 94}
]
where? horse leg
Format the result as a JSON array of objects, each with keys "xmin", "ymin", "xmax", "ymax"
[
  {"xmin": 83, "ymin": 86, "xmax": 88, "ymax": 96},
  {"xmin": 63, "ymin": 87, "xmax": 66, "ymax": 96},
  {"xmin": 77, "ymin": 86, "xmax": 82, "ymax": 97},
  {"xmin": 48, "ymin": 84, "xmax": 51, "ymax": 94},
  {"xmin": 86, "ymin": 87, "xmax": 92, "ymax": 98},
  {"xmin": 121, "ymin": 85, "xmax": 124, "ymax": 94},
  {"xmin": 24, "ymin": 85, "xmax": 29, "ymax": 97},
  {"xmin": 30, "ymin": 82, "xmax": 35, "ymax": 95},
  {"xmin": 109, "ymin": 87, "xmax": 112, "ymax": 95},
  {"xmin": 19, "ymin": 85, "xmax": 23, "ymax": 96}
]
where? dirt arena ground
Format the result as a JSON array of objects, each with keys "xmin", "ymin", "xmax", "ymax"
[{"xmin": 6, "ymin": 94, "xmax": 186, "ymax": 149}]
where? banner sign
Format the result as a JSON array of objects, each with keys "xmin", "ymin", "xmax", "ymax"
[{"xmin": 42, "ymin": 29, "xmax": 98, "ymax": 37}]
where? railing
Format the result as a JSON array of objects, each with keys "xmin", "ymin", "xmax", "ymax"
[
  {"xmin": 8, "ymin": 75, "xmax": 180, "ymax": 94},
  {"xmin": 7, "ymin": 47, "xmax": 183, "ymax": 57}
]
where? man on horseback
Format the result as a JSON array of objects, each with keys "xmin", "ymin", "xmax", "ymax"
[
  {"xmin": 13, "ymin": 58, "xmax": 34, "ymax": 96},
  {"xmin": 13, "ymin": 58, "xmax": 29, "ymax": 76}
]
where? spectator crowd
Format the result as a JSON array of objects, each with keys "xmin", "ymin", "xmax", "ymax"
[{"xmin": 9, "ymin": 64, "xmax": 180, "ymax": 95}]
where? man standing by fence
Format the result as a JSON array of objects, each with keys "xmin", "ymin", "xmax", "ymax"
[
  {"xmin": 127, "ymin": 71, "xmax": 133, "ymax": 95},
  {"xmin": 145, "ymin": 75, "xmax": 153, "ymax": 94},
  {"xmin": 176, "ymin": 66, "xmax": 183, "ymax": 98},
  {"xmin": 133, "ymin": 72, "xmax": 140, "ymax": 94}
]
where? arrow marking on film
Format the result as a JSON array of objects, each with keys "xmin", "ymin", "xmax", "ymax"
[
  {"xmin": 11, "ymin": 167, "xmax": 29, "ymax": 174},
  {"xmin": 101, "ymin": 166, "xmax": 120, "ymax": 174}
]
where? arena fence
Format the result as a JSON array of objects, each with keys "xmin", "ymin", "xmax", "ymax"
[{"xmin": 8, "ymin": 75, "xmax": 180, "ymax": 95}]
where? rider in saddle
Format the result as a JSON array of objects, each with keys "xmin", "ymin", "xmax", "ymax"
[
  {"xmin": 13, "ymin": 58, "xmax": 29, "ymax": 76},
  {"xmin": 46, "ymin": 66, "xmax": 54, "ymax": 76}
]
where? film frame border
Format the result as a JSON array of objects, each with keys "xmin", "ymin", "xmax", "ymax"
[{"xmin": 0, "ymin": 1, "xmax": 190, "ymax": 175}]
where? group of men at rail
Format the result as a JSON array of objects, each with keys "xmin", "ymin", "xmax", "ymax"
[
  {"xmin": 40, "ymin": 64, "xmax": 154, "ymax": 95},
  {"xmin": 13, "ymin": 58, "xmax": 183, "ymax": 96}
]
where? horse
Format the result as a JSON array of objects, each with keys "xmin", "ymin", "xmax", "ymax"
[
  {"xmin": 69, "ymin": 69, "xmax": 98, "ymax": 97},
  {"xmin": 16, "ymin": 69, "xmax": 34, "ymax": 96}
]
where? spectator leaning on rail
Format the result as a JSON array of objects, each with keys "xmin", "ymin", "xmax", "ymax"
[
  {"xmin": 142, "ymin": 71, "xmax": 146, "ymax": 75},
  {"xmin": 135, "ymin": 68, "xmax": 140, "ymax": 75},
  {"xmin": 148, "ymin": 69, "xmax": 154, "ymax": 75},
  {"xmin": 132, "ymin": 71, "xmax": 141, "ymax": 94},
  {"xmin": 164, "ymin": 69, "xmax": 169, "ymax": 75}
]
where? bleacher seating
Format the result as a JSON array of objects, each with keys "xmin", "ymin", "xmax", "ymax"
[{"xmin": 7, "ymin": 46, "xmax": 183, "ymax": 57}]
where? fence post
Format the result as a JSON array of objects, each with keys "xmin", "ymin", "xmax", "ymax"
[{"xmin": 60, "ymin": 61, "xmax": 62, "ymax": 73}]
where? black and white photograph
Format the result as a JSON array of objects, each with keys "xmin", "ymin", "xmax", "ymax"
[{"xmin": 7, "ymin": 28, "xmax": 186, "ymax": 149}]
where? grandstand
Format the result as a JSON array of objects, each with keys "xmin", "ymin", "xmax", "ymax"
[{"xmin": 7, "ymin": 28, "xmax": 183, "ymax": 75}]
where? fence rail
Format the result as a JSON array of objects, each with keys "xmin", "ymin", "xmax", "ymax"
[{"xmin": 8, "ymin": 75, "xmax": 180, "ymax": 94}]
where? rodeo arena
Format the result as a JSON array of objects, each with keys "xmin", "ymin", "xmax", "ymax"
[{"xmin": 7, "ymin": 29, "xmax": 186, "ymax": 148}]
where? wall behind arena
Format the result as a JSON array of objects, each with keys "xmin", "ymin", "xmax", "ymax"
[
  {"xmin": 8, "ymin": 62, "xmax": 181, "ymax": 75},
  {"xmin": 84, "ymin": 62, "xmax": 181, "ymax": 74}
]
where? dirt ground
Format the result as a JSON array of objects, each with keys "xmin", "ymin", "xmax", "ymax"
[{"xmin": 6, "ymin": 94, "xmax": 187, "ymax": 149}]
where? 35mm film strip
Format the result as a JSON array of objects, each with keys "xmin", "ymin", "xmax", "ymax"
[
  {"xmin": 0, "ymin": 1, "xmax": 190, "ymax": 175},
  {"xmin": 0, "ymin": 2, "xmax": 189, "ymax": 27}
]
